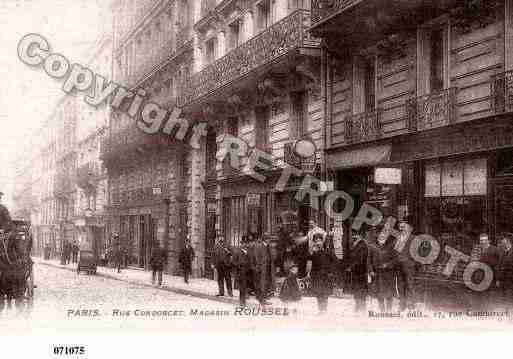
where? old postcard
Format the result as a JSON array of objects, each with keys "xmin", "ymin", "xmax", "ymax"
[{"xmin": 2, "ymin": 0, "xmax": 513, "ymax": 349}]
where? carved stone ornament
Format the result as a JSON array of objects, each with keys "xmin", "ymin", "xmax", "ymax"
[
  {"xmin": 451, "ymin": 0, "xmax": 498, "ymax": 34},
  {"xmin": 256, "ymin": 76, "xmax": 287, "ymax": 106},
  {"xmin": 375, "ymin": 33, "xmax": 409, "ymax": 63}
]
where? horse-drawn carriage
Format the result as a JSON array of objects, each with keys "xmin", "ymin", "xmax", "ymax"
[{"xmin": 0, "ymin": 219, "xmax": 34, "ymax": 312}]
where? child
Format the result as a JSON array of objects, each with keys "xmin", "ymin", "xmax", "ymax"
[{"xmin": 279, "ymin": 263, "xmax": 302, "ymax": 303}]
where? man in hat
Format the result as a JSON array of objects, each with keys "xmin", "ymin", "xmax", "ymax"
[
  {"xmin": 178, "ymin": 237, "xmax": 195, "ymax": 284},
  {"xmin": 0, "ymin": 192, "xmax": 12, "ymax": 232},
  {"xmin": 212, "ymin": 236, "xmax": 233, "ymax": 297},
  {"xmin": 232, "ymin": 235, "xmax": 252, "ymax": 307}
]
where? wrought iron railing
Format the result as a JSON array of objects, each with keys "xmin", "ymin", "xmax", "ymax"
[
  {"xmin": 407, "ymin": 88, "xmax": 457, "ymax": 132},
  {"xmin": 344, "ymin": 109, "xmax": 382, "ymax": 144},
  {"xmin": 110, "ymin": 184, "xmax": 170, "ymax": 207},
  {"xmin": 179, "ymin": 10, "xmax": 318, "ymax": 106},
  {"xmin": 100, "ymin": 123, "xmax": 173, "ymax": 163},
  {"xmin": 491, "ymin": 70, "xmax": 513, "ymax": 114},
  {"xmin": 311, "ymin": 0, "xmax": 361, "ymax": 24}
]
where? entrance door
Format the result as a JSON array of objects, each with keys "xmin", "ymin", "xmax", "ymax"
[{"xmin": 494, "ymin": 183, "xmax": 513, "ymax": 243}]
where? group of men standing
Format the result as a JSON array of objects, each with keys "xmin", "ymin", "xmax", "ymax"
[
  {"xmin": 61, "ymin": 240, "xmax": 79, "ymax": 265},
  {"xmin": 212, "ymin": 234, "xmax": 275, "ymax": 307}
]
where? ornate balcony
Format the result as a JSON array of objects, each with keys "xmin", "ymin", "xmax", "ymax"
[
  {"xmin": 344, "ymin": 110, "xmax": 382, "ymax": 145},
  {"xmin": 407, "ymin": 88, "xmax": 457, "ymax": 132},
  {"xmin": 311, "ymin": 0, "xmax": 362, "ymax": 24},
  {"xmin": 491, "ymin": 70, "xmax": 513, "ymax": 114},
  {"xmin": 110, "ymin": 183, "xmax": 173, "ymax": 207},
  {"xmin": 179, "ymin": 10, "xmax": 319, "ymax": 106},
  {"xmin": 100, "ymin": 122, "xmax": 175, "ymax": 166}
]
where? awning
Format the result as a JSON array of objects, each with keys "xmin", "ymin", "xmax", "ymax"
[{"xmin": 327, "ymin": 144, "xmax": 392, "ymax": 170}]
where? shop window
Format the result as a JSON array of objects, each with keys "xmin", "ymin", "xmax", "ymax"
[{"xmin": 422, "ymin": 158, "xmax": 487, "ymax": 254}]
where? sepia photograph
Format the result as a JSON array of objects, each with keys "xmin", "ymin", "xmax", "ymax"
[{"xmin": 1, "ymin": 0, "xmax": 513, "ymax": 355}]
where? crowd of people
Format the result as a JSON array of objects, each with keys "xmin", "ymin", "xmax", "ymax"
[{"xmin": 185, "ymin": 218, "xmax": 513, "ymax": 314}]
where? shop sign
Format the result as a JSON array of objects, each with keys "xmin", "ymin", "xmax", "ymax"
[
  {"xmin": 375, "ymin": 167, "xmax": 402, "ymax": 184},
  {"xmin": 152, "ymin": 187, "xmax": 162, "ymax": 195},
  {"xmin": 247, "ymin": 193, "xmax": 261, "ymax": 207}
]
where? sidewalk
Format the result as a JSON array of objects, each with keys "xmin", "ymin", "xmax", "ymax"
[{"xmin": 34, "ymin": 257, "xmax": 356, "ymax": 316}]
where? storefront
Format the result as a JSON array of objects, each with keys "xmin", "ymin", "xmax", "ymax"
[
  {"xmin": 327, "ymin": 117, "xmax": 513, "ymax": 276},
  {"xmin": 220, "ymin": 173, "xmax": 319, "ymax": 245}
]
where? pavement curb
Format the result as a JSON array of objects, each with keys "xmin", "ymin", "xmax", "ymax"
[{"xmin": 35, "ymin": 260, "xmax": 245, "ymax": 306}]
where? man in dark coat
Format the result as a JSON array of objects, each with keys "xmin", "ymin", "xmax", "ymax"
[
  {"xmin": 232, "ymin": 235, "xmax": 251, "ymax": 307},
  {"xmin": 476, "ymin": 233, "xmax": 502, "ymax": 309},
  {"xmin": 71, "ymin": 241, "xmax": 79, "ymax": 264},
  {"xmin": 368, "ymin": 227, "xmax": 397, "ymax": 312},
  {"xmin": 150, "ymin": 245, "xmax": 167, "ymax": 286},
  {"xmin": 250, "ymin": 235, "xmax": 271, "ymax": 305},
  {"xmin": 0, "ymin": 192, "xmax": 12, "ymax": 232},
  {"xmin": 344, "ymin": 230, "xmax": 369, "ymax": 313},
  {"xmin": 178, "ymin": 239, "xmax": 195, "ymax": 284},
  {"xmin": 392, "ymin": 220, "xmax": 417, "ymax": 311},
  {"xmin": 497, "ymin": 237, "xmax": 513, "ymax": 304},
  {"xmin": 212, "ymin": 236, "xmax": 233, "ymax": 297}
]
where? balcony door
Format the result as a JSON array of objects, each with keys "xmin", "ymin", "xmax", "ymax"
[
  {"xmin": 418, "ymin": 22, "xmax": 449, "ymax": 96},
  {"xmin": 353, "ymin": 55, "xmax": 376, "ymax": 114}
]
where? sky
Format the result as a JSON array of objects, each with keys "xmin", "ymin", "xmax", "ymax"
[{"xmin": 0, "ymin": 0, "xmax": 112, "ymax": 207}]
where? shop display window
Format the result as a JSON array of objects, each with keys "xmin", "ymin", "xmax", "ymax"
[{"xmin": 422, "ymin": 158, "xmax": 487, "ymax": 255}]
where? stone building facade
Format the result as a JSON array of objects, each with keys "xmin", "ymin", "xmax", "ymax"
[
  {"xmin": 103, "ymin": 0, "xmax": 199, "ymax": 275},
  {"xmin": 311, "ymin": 0, "xmax": 513, "ymax": 305}
]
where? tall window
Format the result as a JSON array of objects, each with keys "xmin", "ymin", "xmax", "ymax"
[
  {"xmin": 229, "ymin": 20, "xmax": 241, "ymax": 50},
  {"xmin": 354, "ymin": 56, "xmax": 376, "ymax": 113},
  {"xmin": 205, "ymin": 38, "xmax": 216, "ymax": 64},
  {"xmin": 430, "ymin": 28, "xmax": 445, "ymax": 93},
  {"xmin": 255, "ymin": 106, "xmax": 270, "ymax": 151},
  {"xmin": 364, "ymin": 58, "xmax": 376, "ymax": 112},
  {"xmin": 257, "ymin": 0, "xmax": 274, "ymax": 31},
  {"xmin": 291, "ymin": 91, "xmax": 307, "ymax": 138},
  {"xmin": 418, "ymin": 22, "xmax": 448, "ymax": 95}
]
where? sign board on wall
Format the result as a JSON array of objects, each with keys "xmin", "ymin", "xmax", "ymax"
[{"xmin": 375, "ymin": 167, "xmax": 402, "ymax": 184}]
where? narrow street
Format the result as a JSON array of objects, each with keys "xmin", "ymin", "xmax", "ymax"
[
  {"xmin": 0, "ymin": 263, "xmax": 344, "ymax": 333},
  {"xmin": 3, "ymin": 264, "xmax": 513, "ymax": 333}
]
